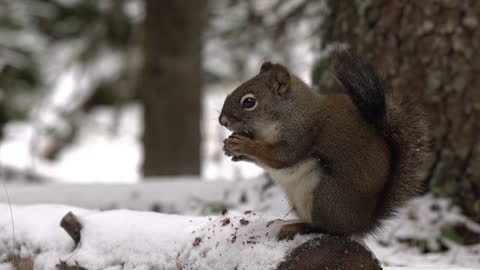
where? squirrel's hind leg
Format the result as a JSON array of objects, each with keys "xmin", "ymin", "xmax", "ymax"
[{"xmin": 277, "ymin": 222, "xmax": 316, "ymax": 241}]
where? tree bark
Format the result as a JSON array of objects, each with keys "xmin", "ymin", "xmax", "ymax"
[
  {"xmin": 316, "ymin": 1, "xmax": 480, "ymax": 221},
  {"xmin": 138, "ymin": 1, "xmax": 206, "ymax": 176}
]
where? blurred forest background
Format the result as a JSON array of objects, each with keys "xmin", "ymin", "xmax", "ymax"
[{"xmin": 0, "ymin": 0, "xmax": 479, "ymax": 226}]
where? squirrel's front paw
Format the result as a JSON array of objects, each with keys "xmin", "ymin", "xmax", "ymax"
[{"xmin": 223, "ymin": 134, "xmax": 256, "ymax": 160}]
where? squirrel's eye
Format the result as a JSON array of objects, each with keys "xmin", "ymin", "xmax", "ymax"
[
  {"xmin": 240, "ymin": 94, "xmax": 257, "ymax": 111},
  {"xmin": 243, "ymin": 98, "xmax": 256, "ymax": 109}
]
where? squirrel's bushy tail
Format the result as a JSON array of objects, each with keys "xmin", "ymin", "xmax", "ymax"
[{"xmin": 333, "ymin": 50, "xmax": 431, "ymax": 222}]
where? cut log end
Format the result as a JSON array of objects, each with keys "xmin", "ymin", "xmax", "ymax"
[
  {"xmin": 277, "ymin": 236, "xmax": 382, "ymax": 270},
  {"xmin": 60, "ymin": 211, "xmax": 82, "ymax": 247}
]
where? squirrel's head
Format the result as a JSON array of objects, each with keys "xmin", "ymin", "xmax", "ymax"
[{"xmin": 219, "ymin": 62, "xmax": 292, "ymax": 143}]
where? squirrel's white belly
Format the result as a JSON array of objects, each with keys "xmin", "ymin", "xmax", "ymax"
[{"xmin": 264, "ymin": 159, "xmax": 321, "ymax": 223}]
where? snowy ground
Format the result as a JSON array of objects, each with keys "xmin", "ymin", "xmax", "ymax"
[
  {"xmin": 1, "ymin": 178, "xmax": 480, "ymax": 269},
  {"xmin": 0, "ymin": 204, "xmax": 319, "ymax": 270},
  {"xmin": 0, "ymin": 203, "xmax": 476, "ymax": 270},
  {"xmin": 368, "ymin": 196, "xmax": 480, "ymax": 268}
]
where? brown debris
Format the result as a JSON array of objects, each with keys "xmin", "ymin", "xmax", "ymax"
[
  {"xmin": 221, "ymin": 217, "xmax": 230, "ymax": 226},
  {"xmin": 239, "ymin": 218, "xmax": 249, "ymax": 226},
  {"xmin": 192, "ymin": 237, "xmax": 202, "ymax": 247},
  {"xmin": 247, "ymin": 235, "xmax": 258, "ymax": 244}
]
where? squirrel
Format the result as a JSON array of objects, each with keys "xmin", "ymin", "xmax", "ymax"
[{"xmin": 219, "ymin": 50, "xmax": 430, "ymax": 240}]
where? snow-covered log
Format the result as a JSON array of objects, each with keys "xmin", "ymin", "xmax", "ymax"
[{"xmin": 0, "ymin": 204, "xmax": 381, "ymax": 270}]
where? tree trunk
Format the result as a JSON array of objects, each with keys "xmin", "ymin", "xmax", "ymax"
[
  {"xmin": 138, "ymin": 1, "xmax": 206, "ymax": 176},
  {"xmin": 316, "ymin": 1, "xmax": 480, "ymax": 222}
]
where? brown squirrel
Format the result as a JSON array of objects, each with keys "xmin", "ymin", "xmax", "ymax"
[{"xmin": 219, "ymin": 50, "xmax": 430, "ymax": 240}]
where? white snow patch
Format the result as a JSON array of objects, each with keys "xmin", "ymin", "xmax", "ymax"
[
  {"xmin": 0, "ymin": 204, "xmax": 314, "ymax": 270},
  {"xmin": 369, "ymin": 195, "xmax": 480, "ymax": 268}
]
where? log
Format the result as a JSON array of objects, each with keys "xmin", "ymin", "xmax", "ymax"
[
  {"xmin": 278, "ymin": 236, "xmax": 382, "ymax": 270},
  {"xmin": 0, "ymin": 204, "xmax": 381, "ymax": 270}
]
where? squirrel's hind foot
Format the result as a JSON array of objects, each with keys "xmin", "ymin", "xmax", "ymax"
[{"xmin": 277, "ymin": 222, "xmax": 316, "ymax": 241}]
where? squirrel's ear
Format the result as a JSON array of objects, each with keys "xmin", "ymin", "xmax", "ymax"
[
  {"xmin": 271, "ymin": 64, "xmax": 290, "ymax": 96},
  {"xmin": 260, "ymin": 61, "xmax": 274, "ymax": 73},
  {"xmin": 260, "ymin": 62, "xmax": 291, "ymax": 96}
]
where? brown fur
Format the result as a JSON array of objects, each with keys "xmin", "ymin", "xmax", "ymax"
[
  {"xmin": 219, "ymin": 51, "xmax": 430, "ymax": 237},
  {"xmin": 276, "ymin": 222, "xmax": 315, "ymax": 241},
  {"xmin": 308, "ymin": 94, "xmax": 391, "ymax": 235}
]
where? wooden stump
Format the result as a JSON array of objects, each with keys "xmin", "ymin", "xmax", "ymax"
[{"xmin": 278, "ymin": 236, "xmax": 382, "ymax": 270}]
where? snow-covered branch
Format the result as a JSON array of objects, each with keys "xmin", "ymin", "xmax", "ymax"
[{"xmin": 0, "ymin": 204, "xmax": 380, "ymax": 270}]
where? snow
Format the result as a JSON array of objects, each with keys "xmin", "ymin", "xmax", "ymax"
[
  {"xmin": 0, "ymin": 105, "xmax": 142, "ymax": 183},
  {"xmin": 1, "ymin": 180, "xmax": 480, "ymax": 269},
  {"xmin": 0, "ymin": 202, "xmax": 478, "ymax": 270},
  {"xmin": 0, "ymin": 204, "xmax": 315, "ymax": 270},
  {"xmin": 0, "ymin": 180, "xmax": 234, "ymax": 213},
  {"xmin": 0, "ymin": 176, "xmax": 292, "ymax": 218},
  {"xmin": 0, "ymin": 205, "xmax": 92, "ymax": 264},
  {"xmin": 367, "ymin": 195, "xmax": 480, "ymax": 269}
]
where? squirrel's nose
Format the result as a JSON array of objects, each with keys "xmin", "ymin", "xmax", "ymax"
[{"xmin": 219, "ymin": 115, "xmax": 229, "ymax": 127}]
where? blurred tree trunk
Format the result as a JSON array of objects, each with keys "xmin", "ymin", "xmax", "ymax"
[
  {"xmin": 315, "ymin": 1, "xmax": 480, "ymax": 221},
  {"xmin": 138, "ymin": 1, "xmax": 206, "ymax": 177}
]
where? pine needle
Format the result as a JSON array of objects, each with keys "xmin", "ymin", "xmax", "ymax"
[{"xmin": 2, "ymin": 183, "xmax": 16, "ymax": 266}]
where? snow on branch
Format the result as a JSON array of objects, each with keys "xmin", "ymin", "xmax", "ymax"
[{"xmin": 0, "ymin": 204, "xmax": 380, "ymax": 270}]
